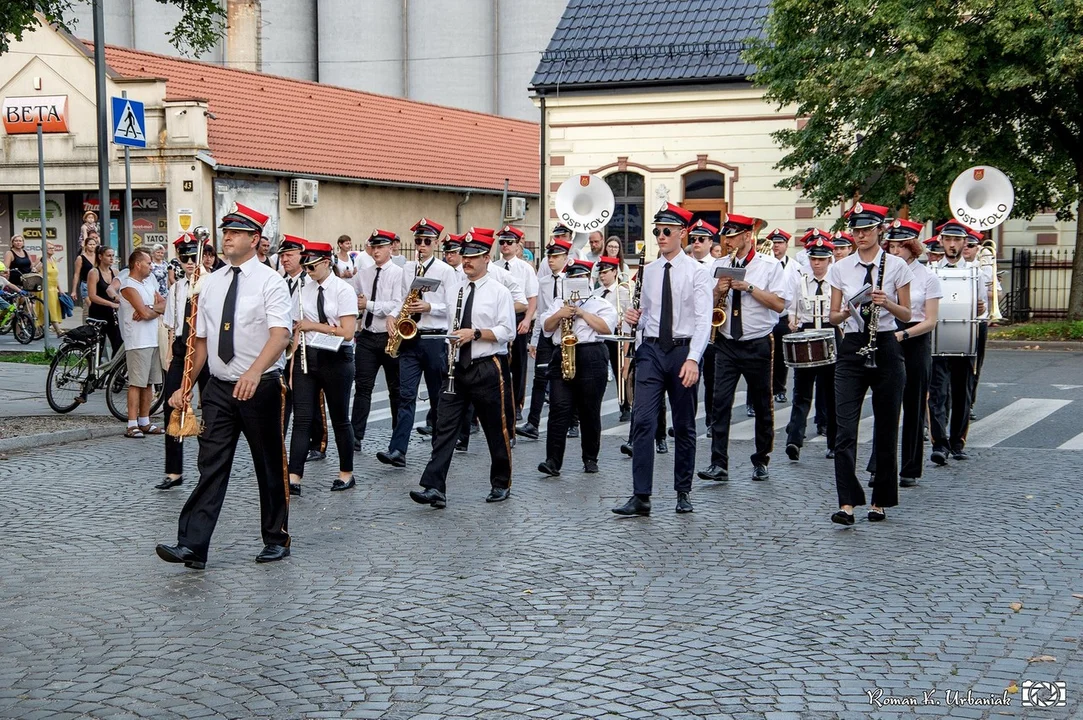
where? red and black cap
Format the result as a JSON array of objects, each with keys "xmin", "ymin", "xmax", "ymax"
[
  {"xmin": 461, "ymin": 230, "xmax": 495, "ymax": 258},
  {"xmin": 219, "ymin": 202, "xmax": 268, "ymax": 233},
  {"xmin": 767, "ymin": 227, "xmax": 792, "ymax": 244},
  {"xmin": 547, "ymin": 238, "xmax": 573, "ymax": 256},
  {"xmin": 845, "ymin": 202, "xmax": 888, "ymax": 229},
  {"xmin": 278, "ymin": 235, "xmax": 306, "ymax": 253},
  {"xmin": 174, "ymin": 232, "xmax": 199, "ymax": 258},
  {"xmin": 368, "ymin": 229, "xmax": 399, "ymax": 247},
  {"xmin": 688, "ymin": 218, "xmax": 720, "ymax": 238},
  {"xmin": 468, "ymin": 227, "xmax": 495, "ymax": 238},
  {"xmin": 832, "ymin": 230, "xmax": 854, "ymax": 247},
  {"xmin": 924, "ymin": 235, "xmax": 945, "ymax": 254},
  {"xmin": 886, "ymin": 218, "xmax": 924, "ymax": 241},
  {"xmin": 801, "ymin": 229, "xmax": 835, "ymax": 258},
  {"xmin": 654, "ymin": 202, "xmax": 694, "ymax": 227},
  {"xmin": 301, "ymin": 240, "xmax": 334, "ymax": 266},
  {"xmin": 551, "ymin": 223, "xmax": 573, "ymax": 237},
  {"xmin": 565, "ymin": 259, "xmax": 593, "ymax": 278},
  {"xmin": 934, "ymin": 220, "xmax": 972, "ymax": 238},
  {"xmin": 411, "ymin": 218, "xmax": 444, "ymax": 238},
  {"xmin": 966, "ymin": 228, "xmax": 984, "ymax": 246},
  {"xmin": 721, "ymin": 212, "xmax": 761, "ymax": 237},
  {"xmin": 597, "ymin": 255, "xmax": 621, "ymax": 271},
  {"xmin": 442, "ymin": 233, "xmax": 465, "ymax": 254},
  {"xmin": 496, "ymin": 225, "xmax": 525, "ymax": 241}
]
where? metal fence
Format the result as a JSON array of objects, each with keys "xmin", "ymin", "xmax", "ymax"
[{"xmin": 1003, "ymin": 248, "xmax": 1075, "ymax": 322}]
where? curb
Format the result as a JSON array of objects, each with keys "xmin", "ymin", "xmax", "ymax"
[
  {"xmin": 0, "ymin": 425, "xmax": 121, "ymax": 455},
  {"xmin": 987, "ymin": 340, "xmax": 1083, "ymax": 351}
]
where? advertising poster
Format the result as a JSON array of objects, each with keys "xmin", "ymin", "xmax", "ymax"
[{"xmin": 12, "ymin": 193, "xmax": 69, "ymax": 292}]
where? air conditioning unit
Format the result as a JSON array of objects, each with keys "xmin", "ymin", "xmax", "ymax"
[
  {"xmin": 504, "ymin": 196, "xmax": 527, "ymax": 221},
  {"xmin": 288, "ymin": 178, "xmax": 319, "ymax": 208}
]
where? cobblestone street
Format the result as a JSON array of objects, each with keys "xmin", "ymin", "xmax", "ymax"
[{"xmin": 2, "ymin": 409, "xmax": 1081, "ymax": 719}]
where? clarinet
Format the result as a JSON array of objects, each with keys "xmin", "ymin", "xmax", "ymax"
[
  {"xmin": 445, "ymin": 286, "xmax": 464, "ymax": 395},
  {"xmin": 627, "ymin": 245, "xmax": 646, "ymax": 336},
  {"xmin": 856, "ymin": 249, "xmax": 888, "ymax": 369}
]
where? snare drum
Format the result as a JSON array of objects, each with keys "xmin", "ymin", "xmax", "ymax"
[
  {"xmin": 782, "ymin": 329, "xmax": 837, "ymax": 368},
  {"xmin": 933, "ymin": 266, "xmax": 978, "ymax": 356}
]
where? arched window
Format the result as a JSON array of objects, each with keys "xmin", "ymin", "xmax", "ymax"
[
  {"xmin": 681, "ymin": 170, "xmax": 727, "ymax": 232},
  {"xmin": 605, "ymin": 172, "xmax": 645, "ymax": 259}
]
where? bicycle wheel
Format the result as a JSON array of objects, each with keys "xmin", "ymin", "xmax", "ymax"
[
  {"xmin": 149, "ymin": 378, "xmax": 166, "ymax": 416},
  {"xmin": 13, "ymin": 311, "xmax": 35, "ymax": 345},
  {"xmin": 105, "ymin": 357, "xmax": 129, "ymax": 422},
  {"xmin": 47, "ymin": 345, "xmax": 91, "ymax": 413},
  {"xmin": 23, "ymin": 296, "xmax": 45, "ymax": 340}
]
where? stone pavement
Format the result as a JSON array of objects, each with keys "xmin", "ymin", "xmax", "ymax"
[{"xmin": 1, "ymin": 413, "xmax": 1080, "ymax": 719}]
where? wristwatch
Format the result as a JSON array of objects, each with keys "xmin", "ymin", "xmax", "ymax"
[
  {"xmin": 902, "ymin": 330, "xmax": 910, "ymax": 341},
  {"xmin": 473, "ymin": 328, "xmax": 482, "ymax": 341},
  {"xmin": 745, "ymin": 284, "xmax": 756, "ymax": 294}
]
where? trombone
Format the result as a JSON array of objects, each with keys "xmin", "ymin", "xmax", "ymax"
[{"xmin": 977, "ymin": 239, "xmax": 1003, "ymax": 323}]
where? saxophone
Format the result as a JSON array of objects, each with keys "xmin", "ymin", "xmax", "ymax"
[
  {"xmin": 710, "ymin": 247, "xmax": 739, "ymax": 342},
  {"xmin": 386, "ymin": 262, "xmax": 424, "ymax": 358},
  {"xmin": 560, "ymin": 290, "xmax": 581, "ymax": 380}
]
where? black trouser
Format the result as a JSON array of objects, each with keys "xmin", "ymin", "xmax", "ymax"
[
  {"xmin": 898, "ymin": 327, "xmax": 931, "ymax": 478},
  {"xmin": 526, "ymin": 336, "xmax": 555, "ymax": 427},
  {"xmin": 176, "ymin": 374, "xmax": 289, "ymax": 558},
  {"xmin": 510, "ymin": 311, "xmax": 528, "ymax": 411},
  {"xmin": 701, "ymin": 343, "xmax": 717, "ymax": 429},
  {"xmin": 420, "ymin": 356, "xmax": 512, "ymax": 494},
  {"xmin": 772, "ymin": 317, "xmax": 791, "ymax": 395},
  {"xmin": 624, "ymin": 359, "xmax": 668, "ymax": 444},
  {"xmin": 545, "ymin": 343, "xmax": 608, "ymax": 469},
  {"xmin": 929, "ymin": 355, "xmax": 972, "ymax": 454},
  {"xmin": 389, "ymin": 333, "xmax": 446, "ymax": 455},
  {"xmin": 163, "ymin": 344, "xmax": 209, "ymax": 476},
  {"xmin": 289, "ymin": 347, "xmax": 355, "ymax": 477},
  {"xmin": 709, "ymin": 335, "xmax": 774, "ymax": 470},
  {"xmin": 283, "ymin": 355, "xmax": 327, "ymax": 454},
  {"xmin": 631, "ymin": 340, "xmax": 697, "ymax": 496},
  {"xmin": 814, "ymin": 386, "xmax": 828, "ymax": 428},
  {"xmin": 785, "ymin": 328, "xmax": 838, "ymax": 451},
  {"xmin": 834, "ymin": 333, "xmax": 904, "ymax": 509},
  {"xmin": 351, "ymin": 330, "xmax": 400, "ymax": 441},
  {"xmin": 607, "ymin": 339, "xmax": 632, "ymax": 414},
  {"xmin": 969, "ymin": 321, "xmax": 988, "ymax": 407}
]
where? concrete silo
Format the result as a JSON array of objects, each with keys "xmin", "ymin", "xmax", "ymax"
[
  {"xmin": 317, "ymin": 0, "xmax": 404, "ymax": 96},
  {"xmin": 496, "ymin": 0, "xmax": 566, "ymax": 120},
  {"xmin": 260, "ymin": 0, "xmax": 317, "ymax": 80},
  {"xmin": 405, "ymin": 0, "xmax": 494, "ymax": 113}
]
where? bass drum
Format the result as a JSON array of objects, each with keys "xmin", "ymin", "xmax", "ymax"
[
  {"xmin": 933, "ymin": 266, "xmax": 979, "ymax": 356},
  {"xmin": 782, "ymin": 329, "xmax": 837, "ymax": 368}
]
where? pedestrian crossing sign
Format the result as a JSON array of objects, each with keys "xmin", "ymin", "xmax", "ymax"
[{"xmin": 111, "ymin": 96, "xmax": 146, "ymax": 148}]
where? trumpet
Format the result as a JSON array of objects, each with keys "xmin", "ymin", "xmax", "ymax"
[
  {"xmin": 560, "ymin": 291, "xmax": 581, "ymax": 381},
  {"xmin": 977, "ymin": 239, "xmax": 1003, "ymax": 322}
]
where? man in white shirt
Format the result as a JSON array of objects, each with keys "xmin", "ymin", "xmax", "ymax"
[
  {"xmin": 156, "ymin": 202, "xmax": 293, "ymax": 568},
  {"xmin": 377, "ymin": 218, "xmax": 457, "ymax": 467},
  {"xmin": 350, "ymin": 229, "xmax": 405, "ymax": 451},
  {"xmin": 698, "ymin": 213, "xmax": 788, "ymax": 484},
  {"xmin": 410, "ymin": 231, "xmax": 516, "ymax": 508},
  {"xmin": 595, "ymin": 254, "xmax": 632, "ymax": 420},
  {"xmin": 964, "ymin": 228, "xmax": 996, "ymax": 419},
  {"xmin": 613, "ymin": 203, "xmax": 713, "ymax": 517},
  {"xmin": 119, "ymin": 247, "xmax": 166, "ymax": 437},
  {"xmin": 577, "ymin": 230, "xmax": 605, "ymax": 265},
  {"xmin": 495, "ymin": 225, "xmax": 539, "ymax": 422},
  {"xmin": 768, "ymin": 228, "xmax": 798, "ymax": 404},
  {"xmin": 688, "ymin": 219, "xmax": 720, "ymax": 433}
]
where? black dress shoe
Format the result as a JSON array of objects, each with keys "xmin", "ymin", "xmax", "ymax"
[
  {"xmin": 155, "ymin": 476, "xmax": 183, "ymax": 490},
  {"xmin": 305, "ymin": 449, "xmax": 326, "ymax": 462},
  {"xmin": 255, "ymin": 544, "xmax": 290, "ymax": 563},
  {"xmin": 830, "ymin": 510, "xmax": 855, "ymax": 526},
  {"xmin": 353, "ymin": 439, "xmax": 364, "ymax": 453},
  {"xmin": 698, "ymin": 464, "xmax": 729, "ymax": 481},
  {"xmin": 376, "ymin": 449, "xmax": 407, "ymax": 467},
  {"xmin": 817, "ymin": 424, "xmax": 827, "ymax": 437},
  {"xmin": 951, "ymin": 449, "xmax": 969, "ymax": 461},
  {"xmin": 330, "ymin": 476, "xmax": 355, "ymax": 491},
  {"xmin": 416, "ymin": 425, "xmax": 434, "ymax": 436},
  {"xmin": 289, "ymin": 482, "xmax": 301, "ymax": 496},
  {"xmin": 775, "ymin": 392, "xmax": 787, "ymax": 404},
  {"xmin": 619, "ymin": 409, "xmax": 631, "ymax": 423},
  {"xmin": 868, "ymin": 476, "xmax": 876, "ymax": 488},
  {"xmin": 868, "ymin": 509, "xmax": 887, "ymax": 522},
  {"xmin": 469, "ymin": 421, "xmax": 480, "ymax": 435},
  {"xmin": 567, "ymin": 425, "xmax": 580, "ymax": 438},
  {"xmin": 667, "ymin": 426, "xmax": 674, "ymax": 438},
  {"xmin": 969, "ymin": 409, "xmax": 977, "ymax": 421},
  {"xmin": 455, "ymin": 439, "xmax": 468, "ymax": 452},
  {"xmin": 752, "ymin": 465, "xmax": 769, "ymax": 481},
  {"xmin": 537, "ymin": 459, "xmax": 561, "ymax": 477},
  {"xmin": 155, "ymin": 544, "xmax": 205, "ymax": 569},
  {"xmin": 515, "ymin": 422, "xmax": 540, "ymax": 439},
  {"xmin": 930, "ymin": 449, "xmax": 947, "ymax": 466},
  {"xmin": 746, "ymin": 405, "xmax": 755, "ymax": 417},
  {"xmin": 410, "ymin": 487, "xmax": 446, "ymax": 508},
  {"xmin": 826, "ymin": 449, "xmax": 836, "ymax": 459},
  {"xmin": 785, "ymin": 443, "xmax": 800, "ymax": 461},
  {"xmin": 515, "ymin": 408, "xmax": 523, "ymax": 422},
  {"xmin": 486, "ymin": 487, "xmax": 511, "ymax": 503},
  {"xmin": 900, "ymin": 477, "xmax": 918, "ymax": 488},
  {"xmin": 612, "ymin": 495, "xmax": 651, "ymax": 516},
  {"xmin": 655, "ymin": 439, "xmax": 668, "ymax": 454},
  {"xmin": 620, "ymin": 442, "xmax": 633, "ymax": 457},
  {"xmin": 675, "ymin": 492, "xmax": 693, "ymax": 513},
  {"xmin": 583, "ymin": 460, "xmax": 599, "ymax": 474}
]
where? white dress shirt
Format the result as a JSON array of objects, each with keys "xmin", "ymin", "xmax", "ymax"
[
  {"xmin": 596, "ymin": 280, "xmax": 631, "ymax": 334},
  {"xmin": 532, "ymin": 271, "xmax": 566, "ymax": 345},
  {"xmin": 794, "ymin": 248, "xmax": 811, "ymax": 272},
  {"xmin": 300, "ymin": 272, "xmax": 358, "ymax": 347},
  {"xmin": 196, "ymin": 255, "xmax": 292, "ymax": 381},
  {"xmin": 284, "ymin": 270, "xmax": 305, "ymax": 323},
  {"xmin": 539, "ymin": 294, "xmax": 618, "ymax": 342},
  {"xmin": 446, "ymin": 272, "xmax": 516, "ymax": 360},
  {"xmin": 164, "ymin": 275, "xmax": 191, "ymax": 334},
  {"xmin": 350, "ymin": 259, "xmax": 405, "ymax": 333},
  {"xmin": 788, "ymin": 270, "xmax": 832, "ymax": 327},
  {"xmin": 636, "ymin": 251, "xmax": 714, "ymax": 363},
  {"xmin": 828, "ymin": 250, "xmax": 914, "ymax": 334},
  {"xmin": 711, "ymin": 251, "xmax": 790, "ymax": 341},
  {"xmin": 906, "ymin": 260, "xmax": 943, "ymax": 324},
  {"xmin": 399, "ymin": 256, "xmax": 457, "ymax": 331},
  {"xmin": 498, "ymin": 255, "xmax": 539, "ymax": 301}
]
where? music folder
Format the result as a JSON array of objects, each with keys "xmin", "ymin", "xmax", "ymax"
[
  {"xmin": 410, "ymin": 277, "xmax": 442, "ymax": 293},
  {"xmin": 847, "ymin": 283, "xmax": 874, "ymax": 330},
  {"xmin": 713, "ymin": 266, "xmax": 747, "ymax": 281}
]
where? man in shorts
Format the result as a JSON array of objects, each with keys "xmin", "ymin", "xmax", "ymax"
[{"xmin": 118, "ymin": 248, "xmax": 166, "ymax": 437}]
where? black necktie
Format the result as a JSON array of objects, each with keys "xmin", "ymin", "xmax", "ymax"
[
  {"xmin": 659, "ymin": 262, "xmax": 673, "ymax": 345},
  {"xmin": 288, "ymin": 277, "xmax": 297, "ymax": 296},
  {"xmin": 859, "ymin": 262, "xmax": 875, "ymax": 327},
  {"xmin": 814, "ymin": 279, "xmax": 823, "ymax": 296},
  {"xmin": 365, "ymin": 266, "xmax": 381, "ymax": 329},
  {"xmin": 218, "ymin": 267, "xmax": 241, "ymax": 363},
  {"xmin": 317, "ymin": 286, "xmax": 327, "ymax": 325},
  {"xmin": 457, "ymin": 282, "xmax": 476, "ymax": 369},
  {"xmin": 181, "ymin": 298, "xmax": 193, "ymax": 342},
  {"xmin": 730, "ymin": 259, "xmax": 744, "ymax": 341},
  {"xmin": 553, "ymin": 278, "xmax": 558, "ymax": 299},
  {"xmin": 504, "ymin": 260, "xmax": 511, "ymax": 271},
  {"xmin": 602, "ymin": 288, "xmax": 610, "ymax": 299}
]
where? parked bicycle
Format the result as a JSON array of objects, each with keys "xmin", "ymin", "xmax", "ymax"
[
  {"xmin": 0, "ymin": 289, "xmax": 44, "ymax": 344},
  {"xmin": 46, "ymin": 318, "xmax": 165, "ymax": 421}
]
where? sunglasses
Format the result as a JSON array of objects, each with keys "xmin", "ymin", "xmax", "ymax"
[
  {"xmin": 652, "ymin": 227, "xmax": 680, "ymax": 237},
  {"xmin": 691, "ymin": 236, "xmax": 710, "ymax": 243},
  {"xmin": 415, "ymin": 237, "xmax": 435, "ymax": 246},
  {"xmin": 179, "ymin": 255, "xmax": 196, "ymax": 263},
  {"xmin": 498, "ymin": 239, "xmax": 517, "ymax": 246}
]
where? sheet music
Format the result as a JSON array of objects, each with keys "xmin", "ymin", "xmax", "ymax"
[
  {"xmin": 304, "ymin": 331, "xmax": 344, "ymax": 351},
  {"xmin": 713, "ymin": 266, "xmax": 747, "ymax": 281}
]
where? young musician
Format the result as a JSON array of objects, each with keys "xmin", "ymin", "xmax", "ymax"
[
  {"xmin": 496, "ymin": 225, "xmax": 539, "ymax": 422},
  {"xmin": 827, "ymin": 203, "xmax": 912, "ymax": 526},
  {"xmin": 698, "ymin": 213, "xmax": 788, "ymax": 484},
  {"xmin": 767, "ymin": 228, "xmax": 798, "ymax": 404},
  {"xmin": 156, "ymin": 203, "xmax": 293, "ymax": 568},
  {"xmin": 964, "ymin": 228, "xmax": 996, "ymax": 419},
  {"xmin": 783, "ymin": 231, "xmax": 838, "ymax": 461},
  {"xmin": 596, "ymin": 254, "xmax": 632, "ymax": 420},
  {"xmin": 288, "ymin": 241, "xmax": 358, "ymax": 492},
  {"xmin": 613, "ymin": 203, "xmax": 712, "ymax": 516},
  {"xmin": 537, "ymin": 260, "xmax": 618, "ymax": 476},
  {"xmin": 689, "ymin": 219, "xmax": 720, "ymax": 433},
  {"xmin": 410, "ymin": 231, "xmax": 516, "ymax": 508},
  {"xmin": 832, "ymin": 231, "xmax": 854, "ymax": 262}
]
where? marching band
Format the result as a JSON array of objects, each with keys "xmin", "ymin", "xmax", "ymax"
[{"xmin": 154, "ymin": 174, "xmax": 1008, "ymax": 567}]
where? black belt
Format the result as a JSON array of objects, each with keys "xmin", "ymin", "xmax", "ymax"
[
  {"xmin": 213, "ymin": 370, "xmax": 282, "ymax": 384},
  {"xmin": 358, "ymin": 330, "xmax": 388, "ymax": 337},
  {"xmin": 645, "ymin": 337, "xmax": 691, "ymax": 347},
  {"xmin": 573, "ymin": 341, "xmax": 604, "ymax": 348},
  {"xmin": 418, "ymin": 329, "xmax": 445, "ymax": 336}
]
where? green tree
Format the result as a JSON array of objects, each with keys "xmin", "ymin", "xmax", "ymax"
[
  {"xmin": 747, "ymin": 0, "xmax": 1083, "ymax": 319},
  {"xmin": 1, "ymin": 1, "xmax": 225, "ymax": 56}
]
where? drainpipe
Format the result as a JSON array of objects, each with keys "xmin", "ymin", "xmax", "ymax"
[
  {"xmin": 539, "ymin": 94, "xmax": 546, "ymax": 249},
  {"xmin": 456, "ymin": 191, "xmax": 472, "ymax": 233}
]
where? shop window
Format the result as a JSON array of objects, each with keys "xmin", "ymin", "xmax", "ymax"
[{"xmin": 605, "ymin": 172, "xmax": 645, "ymax": 259}]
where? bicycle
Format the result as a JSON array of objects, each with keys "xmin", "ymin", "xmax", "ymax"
[
  {"xmin": 0, "ymin": 289, "xmax": 42, "ymax": 344},
  {"xmin": 46, "ymin": 318, "xmax": 165, "ymax": 421}
]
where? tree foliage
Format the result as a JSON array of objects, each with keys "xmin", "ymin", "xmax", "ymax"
[{"xmin": 1, "ymin": 1, "xmax": 225, "ymax": 56}]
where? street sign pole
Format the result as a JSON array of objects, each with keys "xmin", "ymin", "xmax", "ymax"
[
  {"xmin": 122, "ymin": 90, "xmax": 133, "ymax": 259},
  {"xmin": 37, "ymin": 123, "xmax": 53, "ymax": 352},
  {"xmin": 111, "ymin": 93, "xmax": 146, "ymax": 260},
  {"xmin": 92, "ymin": 0, "xmax": 110, "ymax": 252}
]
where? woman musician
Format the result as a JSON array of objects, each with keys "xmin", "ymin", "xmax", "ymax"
[
  {"xmin": 288, "ymin": 241, "xmax": 358, "ymax": 492},
  {"xmin": 157, "ymin": 234, "xmax": 211, "ymax": 491},
  {"xmin": 827, "ymin": 203, "xmax": 912, "ymax": 526}
]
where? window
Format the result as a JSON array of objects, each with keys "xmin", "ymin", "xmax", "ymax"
[
  {"xmin": 681, "ymin": 171, "xmax": 728, "ymax": 237},
  {"xmin": 605, "ymin": 172, "xmax": 645, "ymax": 259}
]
